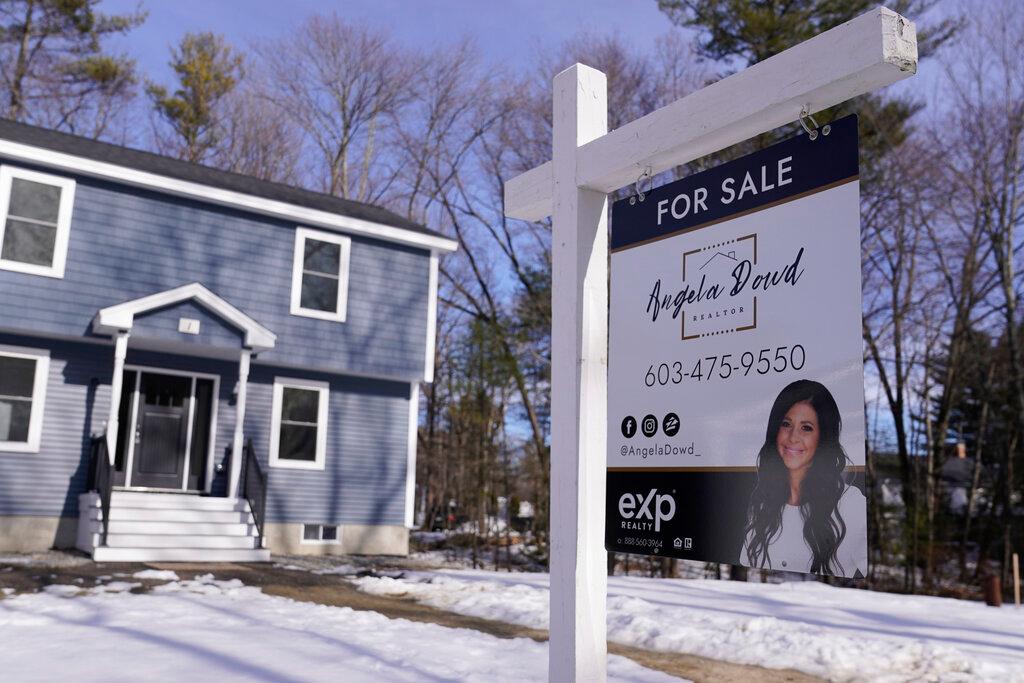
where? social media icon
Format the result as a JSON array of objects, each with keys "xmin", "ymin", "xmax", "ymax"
[
  {"xmin": 621, "ymin": 416, "xmax": 637, "ymax": 438},
  {"xmin": 641, "ymin": 414, "xmax": 658, "ymax": 437},
  {"xmin": 662, "ymin": 412, "xmax": 680, "ymax": 437}
]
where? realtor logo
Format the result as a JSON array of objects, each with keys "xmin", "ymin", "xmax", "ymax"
[{"xmin": 680, "ymin": 234, "xmax": 758, "ymax": 340}]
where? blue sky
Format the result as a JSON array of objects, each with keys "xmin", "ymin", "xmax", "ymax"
[{"xmin": 100, "ymin": 0, "xmax": 680, "ymax": 81}]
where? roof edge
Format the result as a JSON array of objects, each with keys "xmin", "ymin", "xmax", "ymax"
[{"xmin": 0, "ymin": 137, "xmax": 458, "ymax": 253}]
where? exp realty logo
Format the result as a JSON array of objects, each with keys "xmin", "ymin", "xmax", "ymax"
[{"xmin": 618, "ymin": 489, "xmax": 676, "ymax": 532}]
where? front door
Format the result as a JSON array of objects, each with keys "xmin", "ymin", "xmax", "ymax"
[{"xmin": 130, "ymin": 373, "xmax": 191, "ymax": 489}]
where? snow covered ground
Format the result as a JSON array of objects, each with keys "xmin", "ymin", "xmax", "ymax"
[
  {"xmin": 353, "ymin": 569, "xmax": 1024, "ymax": 682},
  {"xmin": 0, "ymin": 572, "xmax": 678, "ymax": 683}
]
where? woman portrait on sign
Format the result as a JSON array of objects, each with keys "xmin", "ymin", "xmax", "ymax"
[{"xmin": 743, "ymin": 379, "xmax": 866, "ymax": 577}]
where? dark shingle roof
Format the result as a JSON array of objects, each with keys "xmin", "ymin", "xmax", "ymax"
[{"xmin": 0, "ymin": 118, "xmax": 441, "ymax": 240}]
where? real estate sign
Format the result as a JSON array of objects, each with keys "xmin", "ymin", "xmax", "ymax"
[{"xmin": 606, "ymin": 115, "xmax": 868, "ymax": 578}]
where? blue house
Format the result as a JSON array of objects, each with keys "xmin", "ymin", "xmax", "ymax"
[{"xmin": 0, "ymin": 119, "xmax": 456, "ymax": 561}]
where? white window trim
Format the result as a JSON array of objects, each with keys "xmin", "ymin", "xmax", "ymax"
[
  {"xmin": 269, "ymin": 376, "xmax": 329, "ymax": 470},
  {"xmin": 299, "ymin": 523, "xmax": 341, "ymax": 545},
  {"xmin": 0, "ymin": 345, "xmax": 50, "ymax": 453},
  {"xmin": 0, "ymin": 165, "xmax": 76, "ymax": 279},
  {"xmin": 290, "ymin": 227, "xmax": 351, "ymax": 322}
]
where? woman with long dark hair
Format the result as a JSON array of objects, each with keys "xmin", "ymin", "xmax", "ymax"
[{"xmin": 743, "ymin": 379, "xmax": 866, "ymax": 576}]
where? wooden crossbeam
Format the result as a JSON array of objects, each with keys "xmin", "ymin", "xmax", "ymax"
[{"xmin": 505, "ymin": 7, "xmax": 917, "ymax": 221}]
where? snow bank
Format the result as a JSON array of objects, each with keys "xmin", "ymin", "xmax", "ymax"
[
  {"xmin": 352, "ymin": 570, "xmax": 1024, "ymax": 683},
  {"xmin": 132, "ymin": 569, "xmax": 179, "ymax": 581},
  {"xmin": 0, "ymin": 573, "xmax": 679, "ymax": 682}
]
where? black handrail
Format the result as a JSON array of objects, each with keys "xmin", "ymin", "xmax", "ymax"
[
  {"xmin": 241, "ymin": 438, "xmax": 267, "ymax": 548},
  {"xmin": 89, "ymin": 435, "xmax": 113, "ymax": 547}
]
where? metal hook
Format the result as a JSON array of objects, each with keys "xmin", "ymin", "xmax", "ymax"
[
  {"xmin": 630, "ymin": 166, "xmax": 653, "ymax": 205},
  {"xmin": 798, "ymin": 105, "xmax": 831, "ymax": 140}
]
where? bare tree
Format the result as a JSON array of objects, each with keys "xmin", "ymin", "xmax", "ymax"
[
  {"xmin": 209, "ymin": 82, "xmax": 302, "ymax": 184},
  {"xmin": 939, "ymin": 2, "xmax": 1024, "ymax": 584},
  {"xmin": 257, "ymin": 15, "xmax": 415, "ymax": 200}
]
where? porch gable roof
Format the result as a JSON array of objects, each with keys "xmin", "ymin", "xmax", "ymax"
[{"xmin": 93, "ymin": 283, "xmax": 276, "ymax": 352}]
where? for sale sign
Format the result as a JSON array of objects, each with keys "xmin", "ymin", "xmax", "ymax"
[{"xmin": 606, "ymin": 116, "xmax": 867, "ymax": 578}]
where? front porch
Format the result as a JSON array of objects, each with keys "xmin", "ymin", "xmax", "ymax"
[
  {"xmin": 79, "ymin": 283, "xmax": 275, "ymax": 562},
  {"xmin": 77, "ymin": 437, "xmax": 270, "ymax": 562}
]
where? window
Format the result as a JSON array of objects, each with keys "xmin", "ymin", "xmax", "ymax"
[
  {"xmin": 0, "ymin": 166, "xmax": 76, "ymax": 278},
  {"xmin": 290, "ymin": 227, "xmax": 351, "ymax": 322},
  {"xmin": 301, "ymin": 523, "xmax": 339, "ymax": 544},
  {"xmin": 0, "ymin": 346, "xmax": 49, "ymax": 453},
  {"xmin": 269, "ymin": 377, "xmax": 328, "ymax": 470}
]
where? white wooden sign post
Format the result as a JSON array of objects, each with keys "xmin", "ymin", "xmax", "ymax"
[{"xmin": 503, "ymin": 8, "xmax": 917, "ymax": 681}]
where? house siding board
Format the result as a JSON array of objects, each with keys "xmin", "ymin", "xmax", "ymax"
[
  {"xmin": 132, "ymin": 300, "xmax": 244, "ymax": 350},
  {"xmin": 0, "ymin": 333, "xmax": 110, "ymax": 518},
  {"xmin": 0, "ymin": 337, "xmax": 409, "ymax": 528},
  {"xmin": 244, "ymin": 366, "xmax": 409, "ymax": 526},
  {"xmin": 0, "ymin": 162, "xmax": 429, "ymax": 379}
]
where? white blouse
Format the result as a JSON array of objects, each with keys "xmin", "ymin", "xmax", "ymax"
[{"xmin": 749, "ymin": 485, "xmax": 867, "ymax": 577}]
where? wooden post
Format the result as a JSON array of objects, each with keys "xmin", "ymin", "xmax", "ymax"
[
  {"xmin": 1014, "ymin": 553, "xmax": 1020, "ymax": 608},
  {"xmin": 228, "ymin": 348, "xmax": 251, "ymax": 498},
  {"xmin": 105, "ymin": 330, "xmax": 129, "ymax": 464},
  {"xmin": 502, "ymin": 8, "xmax": 918, "ymax": 680},
  {"xmin": 506, "ymin": 7, "xmax": 917, "ymax": 222},
  {"xmin": 549, "ymin": 63, "xmax": 609, "ymax": 682}
]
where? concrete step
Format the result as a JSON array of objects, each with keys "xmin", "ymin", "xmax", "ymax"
[
  {"xmin": 103, "ymin": 507, "xmax": 253, "ymax": 524},
  {"xmin": 105, "ymin": 520, "xmax": 258, "ymax": 536},
  {"xmin": 92, "ymin": 546, "xmax": 271, "ymax": 563},
  {"xmin": 110, "ymin": 492, "xmax": 247, "ymax": 512},
  {"xmin": 105, "ymin": 533, "xmax": 260, "ymax": 549}
]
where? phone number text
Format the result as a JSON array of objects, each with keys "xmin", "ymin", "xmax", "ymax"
[{"xmin": 644, "ymin": 344, "xmax": 805, "ymax": 387}]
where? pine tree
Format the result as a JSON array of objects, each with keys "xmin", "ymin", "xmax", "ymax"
[
  {"xmin": 147, "ymin": 32, "xmax": 243, "ymax": 164},
  {"xmin": 0, "ymin": 0, "xmax": 144, "ymax": 137}
]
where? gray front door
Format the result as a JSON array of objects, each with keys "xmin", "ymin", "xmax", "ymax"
[{"xmin": 130, "ymin": 372, "xmax": 191, "ymax": 489}]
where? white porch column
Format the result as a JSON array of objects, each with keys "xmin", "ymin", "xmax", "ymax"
[
  {"xmin": 549, "ymin": 64, "xmax": 609, "ymax": 682},
  {"xmin": 228, "ymin": 348, "xmax": 251, "ymax": 498},
  {"xmin": 105, "ymin": 330, "xmax": 130, "ymax": 463}
]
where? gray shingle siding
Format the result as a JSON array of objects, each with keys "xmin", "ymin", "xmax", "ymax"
[
  {"xmin": 0, "ymin": 337, "xmax": 411, "ymax": 526},
  {"xmin": 0, "ymin": 160, "xmax": 430, "ymax": 380}
]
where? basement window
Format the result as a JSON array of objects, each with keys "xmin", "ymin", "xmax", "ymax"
[{"xmin": 301, "ymin": 524, "xmax": 339, "ymax": 544}]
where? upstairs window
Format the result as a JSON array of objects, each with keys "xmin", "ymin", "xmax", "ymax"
[
  {"xmin": 0, "ymin": 166, "xmax": 76, "ymax": 278},
  {"xmin": 0, "ymin": 346, "xmax": 49, "ymax": 453},
  {"xmin": 290, "ymin": 227, "xmax": 351, "ymax": 322},
  {"xmin": 269, "ymin": 377, "xmax": 328, "ymax": 470}
]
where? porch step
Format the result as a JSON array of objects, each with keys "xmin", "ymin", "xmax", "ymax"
[
  {"xmin": 104, "ymin": 520, "xmax": 258, "ymax": 536},
  {"xmin": 78, "ymin": 491, "xmax": 270, "ymax": 563},
  {"xmin": 103, "ymin": 507, "xmax": 254, "ymax": 524},
  {"xmin": 105, "ymin": 533, "xmax": 261, "ymax": 549},
  {"xmin": 110, "ymin": 491, "xmax": 248, "ymax": 512},
  {"xmin": 93, "ymin": 547, "xmax": 271, "ymax": 563}
]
